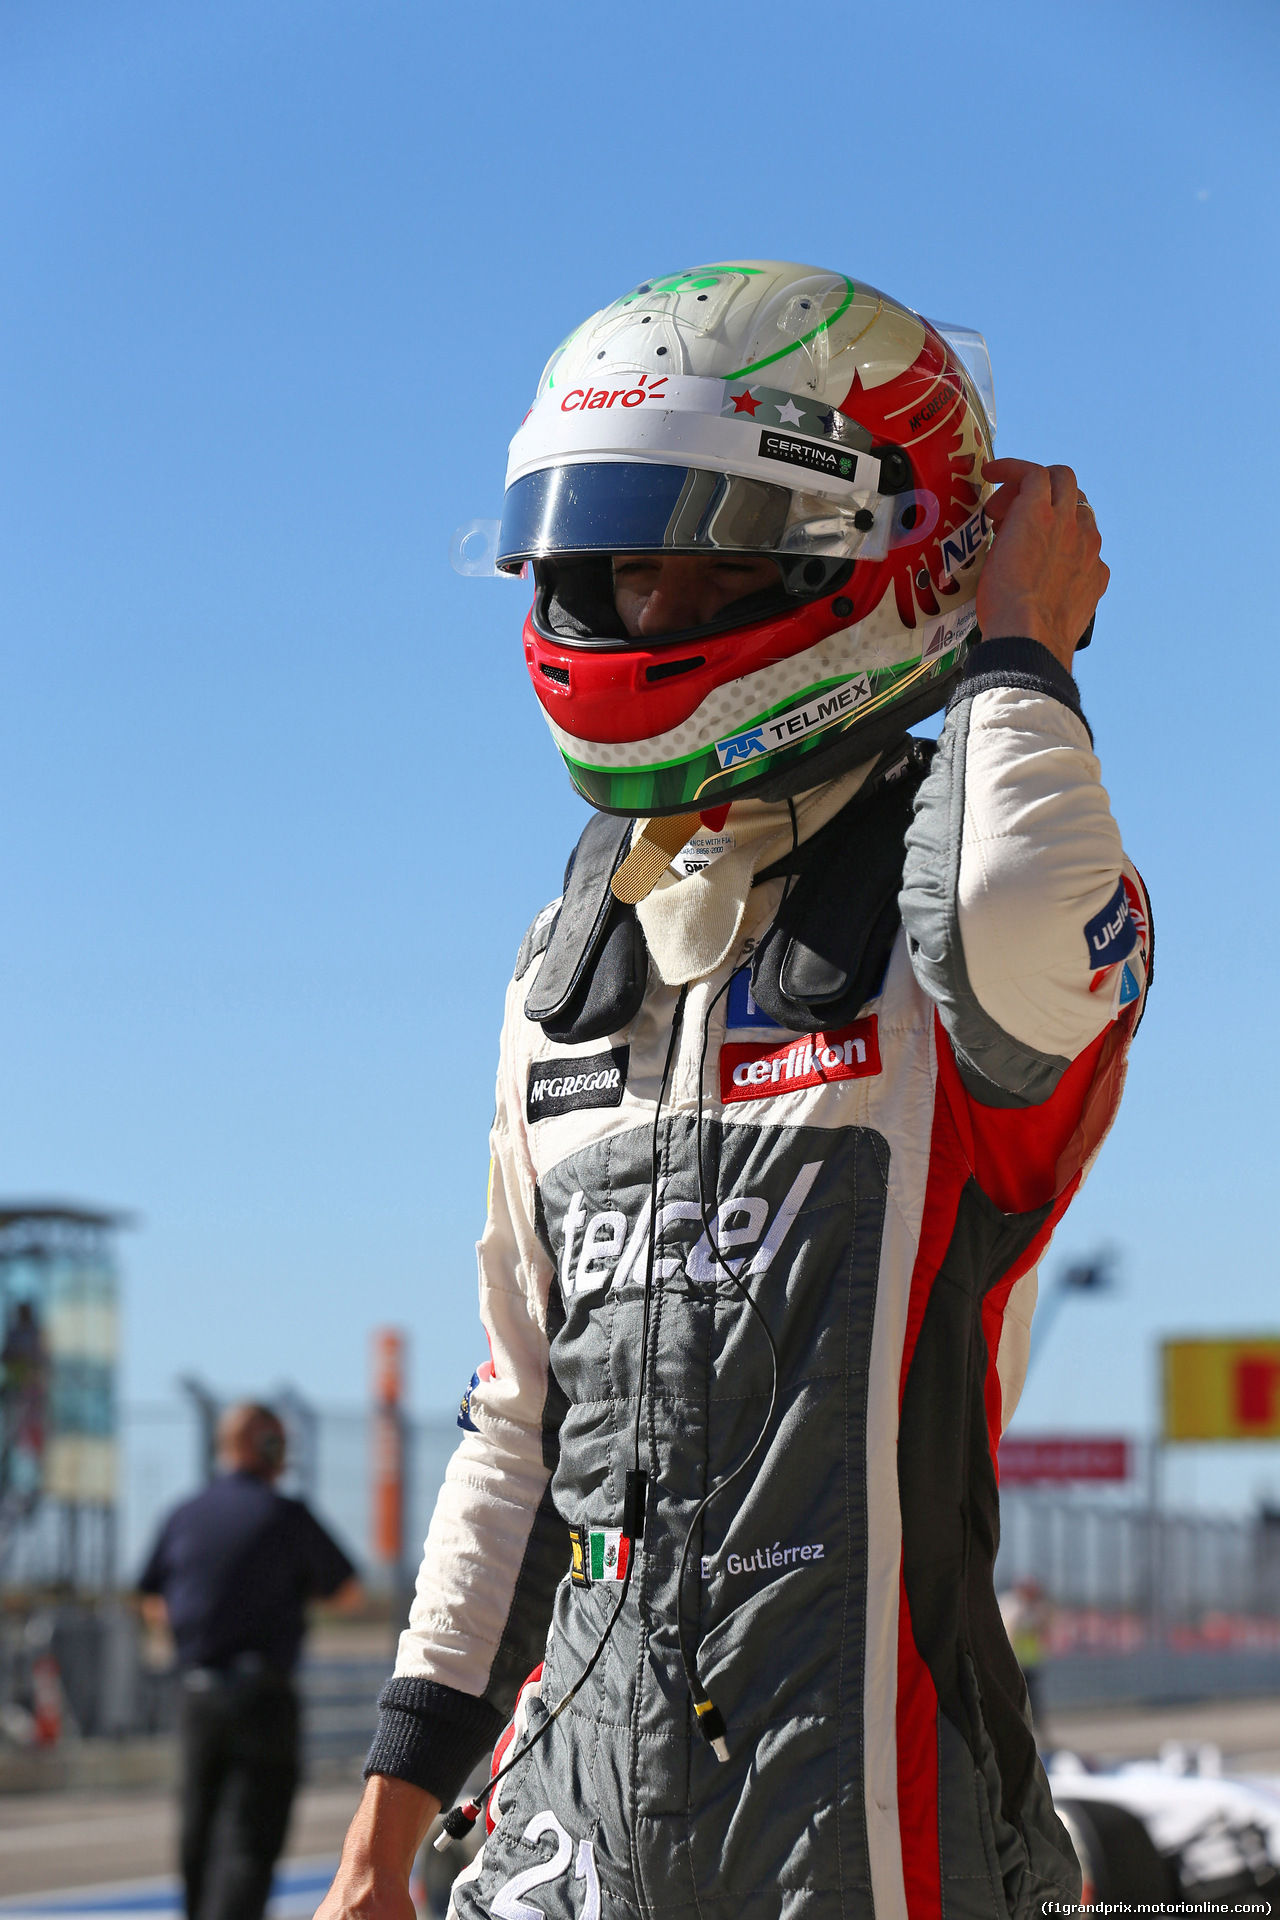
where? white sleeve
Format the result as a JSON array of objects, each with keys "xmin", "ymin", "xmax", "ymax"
[
  {"xmin": 901, "ymin": 637, "xmax": 1151, "ymax": 1106},
  {"xmin": 393, "ymin": 968, "xmax": 564, "ymax": 1709}
]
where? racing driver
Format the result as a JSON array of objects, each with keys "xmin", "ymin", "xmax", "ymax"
[{"xmin": 319, "ymin": 262, "xmax": 1151, "ymax": 1920}]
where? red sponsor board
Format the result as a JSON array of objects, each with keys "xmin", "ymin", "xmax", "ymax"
[
  {"xmin": 998, "ymin": 1435, "xmax": 1131, "ymax": 1486},
  {"xmin": 721, "ymin": 1017, "xmax": 881, "ymax": 1105}
]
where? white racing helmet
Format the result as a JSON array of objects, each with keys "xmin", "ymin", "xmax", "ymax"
[{"xmin": 492, "ymin": 262, "xmax": 996, "ymax": 816}]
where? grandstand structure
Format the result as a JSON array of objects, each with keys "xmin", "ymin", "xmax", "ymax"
[{"xmin": 0, "ymin": 1203, "xmax": 130, "ymax": 1588}]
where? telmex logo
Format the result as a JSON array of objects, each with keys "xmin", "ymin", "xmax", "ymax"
[
  {"xmin": 560, "ymin": 372, "xmax": 669, "ymax": 412},
  {"xmin": 716, "ymin": 675, "xmax": 872, "ymax": 769},
  {"xmin": 556, "ymin": 1159, "xmax": 822, "ymax": 1300}
]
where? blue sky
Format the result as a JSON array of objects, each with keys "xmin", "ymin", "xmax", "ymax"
[{"xmin": 1, "ymin": 1, "xmax": 1277, "ymax": 1510}]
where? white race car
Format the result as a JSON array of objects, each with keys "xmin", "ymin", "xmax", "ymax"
[{"xmin": 1050, "ymin": 1749, "xmax": 1280, "ymax": 1905}]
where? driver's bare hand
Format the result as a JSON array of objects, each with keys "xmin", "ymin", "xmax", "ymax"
[
  {"xmin": 314, "ymin": 1777, "xmax": 441, "ymax": 1920},
  {"xmin": 976, "ymin": 458, "xmax": 1109, "ymax": 674}
]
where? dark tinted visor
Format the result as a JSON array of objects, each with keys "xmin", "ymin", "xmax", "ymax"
[{"xmin": 498, "ymin": 462, "xmax": 800, "ymax": 572}]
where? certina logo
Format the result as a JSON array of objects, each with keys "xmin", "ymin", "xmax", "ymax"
[
  {"xmin": 560, "ymin": 372, "xmax": 668, "ymax": 412},
  {"xmin": 715, "ymin": 676, "xmax": 872, "ymax": 769},
  {"xmin": 757, "ymin": 429, "xmax": 860, "ymax": 484},
  {"xmin": 1083, "ymin": 878, "xmax": 1138, "ymax": 972},
  {"xmin": 556, "ymin": 1157, "xmax": 822, "ymax": 1299},
  {"xmin": 701, "ymin": 1540, "xmax": 825, "ymax": 1578},
  {"xmin": 939, "ymin": 505, "xmax": 990, "ymax": 578},
  {"xmin": 526, "ymin": 1048, "xmax": 629, "ymax": 1123},
  {"xmin": 721, "ymin": 1018, "xmax": 881, "ymax": 1104}
]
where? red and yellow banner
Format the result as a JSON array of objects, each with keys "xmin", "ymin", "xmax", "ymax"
[{"xmin": 1163, "ymin": 1338, "xmax": 1280, "ymax": 1441}]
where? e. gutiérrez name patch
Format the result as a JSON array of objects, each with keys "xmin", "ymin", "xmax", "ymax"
[
  {"xmin": 1084, "ymin": 878, "xmax": 1138, "ymax": 972},
  {"xmin": 721, "ymin": 1018, "xmax": 881, "ymax": 1104},
  {"xmin": 526, "ymin": 1047, "xmax": 629, "ymax": 1123}
]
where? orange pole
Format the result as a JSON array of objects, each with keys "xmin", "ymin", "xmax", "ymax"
[{"xmin": 372, "ymin": 1328, "xmax": 405, "ymax": 1571}]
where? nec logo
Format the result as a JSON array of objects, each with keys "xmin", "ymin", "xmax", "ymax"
[
  {"xmin": 939, "ymin": 506, "xmax": 990, "ymax": 578},
  {"xmin": 721, "ymin": 1018, "xmax": 881, "ymax": 1103}
]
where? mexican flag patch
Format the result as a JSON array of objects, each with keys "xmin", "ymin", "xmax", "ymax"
[{"xmin": 589, "ymin": 1528, "xmax": 629, "ymax": 1583}]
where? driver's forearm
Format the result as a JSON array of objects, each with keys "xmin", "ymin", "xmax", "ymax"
[{"xmin": 340, "ymin": 1775, "xmax": 440, "ymax": 1880}]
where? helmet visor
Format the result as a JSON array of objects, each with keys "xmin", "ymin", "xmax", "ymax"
[{"xmin": 496, "ymin": 460, "xmax": 921, "ymax": 574}]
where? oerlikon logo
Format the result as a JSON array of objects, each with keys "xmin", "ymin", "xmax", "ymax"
[{"xmin": 720, "ymin": 1018, "xmax": 881, "ymax": 1105}]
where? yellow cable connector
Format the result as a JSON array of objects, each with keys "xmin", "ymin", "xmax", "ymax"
[{"xmin": 693, "ymin": 1696, "xmax": 729, "ymax": 1763}]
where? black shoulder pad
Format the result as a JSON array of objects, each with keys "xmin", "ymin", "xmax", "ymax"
[
  {"xmin": 523, "ymin": 813, "xmax": 649, "ymax": 1044},
  {"xmin": 750, "ymin": 738, "xmax": 935, "ymax": 1033},
  {"xmin": 515, "ymin": 899, "xmax": 562, "ymax": 981}
]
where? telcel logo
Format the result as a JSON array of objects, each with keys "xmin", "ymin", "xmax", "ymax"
[{"xmin": 556, "ymin": 1158, "xmax": 822, "ymax": 1299}]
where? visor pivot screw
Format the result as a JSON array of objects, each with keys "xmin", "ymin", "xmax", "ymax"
[
  {"xmin": 852, "ymin": 510, "xmax": 875, "ymax": 533},
  {"xmin": 876, "ymin": 448, "xmax": 911, "ymax": 493},
  {"xmin": 832, "ymin": 596, "xmax": 853, "ymax": 619}
]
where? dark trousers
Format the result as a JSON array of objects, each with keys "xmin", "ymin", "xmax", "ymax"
[{"xmin": 179, "ymin": 1674, "xmax": 300, "ymax": 1920}]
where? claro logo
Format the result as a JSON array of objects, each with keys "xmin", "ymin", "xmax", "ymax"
[
  {"xmin": 560, "ymin": 372, "xmax": 669, "ymax": 412},
  {"xmin": 556, "ymin": 1158, "xmax": 822, "ymax": 1300}
]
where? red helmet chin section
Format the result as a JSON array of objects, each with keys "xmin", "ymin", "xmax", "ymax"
[{"xmin": 524, "ymin": 596, "xmax": 847, "ymax": 746}]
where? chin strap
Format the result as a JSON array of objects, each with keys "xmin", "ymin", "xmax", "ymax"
[
  {"xmin": 610, "ymin": 813, "xmax": 701, "ymax": 905},
  {"xmin": 610, "ymin": 806, "xmax": 733, "ymax": 906}
]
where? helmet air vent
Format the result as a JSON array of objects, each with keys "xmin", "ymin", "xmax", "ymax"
[
  {"xmin": 645, "ymin": 656, "xmax": 706, "ymax": 684},
  {"xmin": 539, "ymin": 663, "xmax": 570, "ymax": 687}
]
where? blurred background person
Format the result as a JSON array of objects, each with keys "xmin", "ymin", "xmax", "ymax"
[
  {"xmin": 138, "ymin": 1403, "xmax": 362, "ymax": 1920},
  {"xmin": 1000, "ymin": 1577, "xmax": 1053, "ymax": 1738}
]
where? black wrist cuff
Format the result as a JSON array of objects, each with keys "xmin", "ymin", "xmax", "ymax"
[
  {"xmin": 951, "ymin": 635, "xmax": 1091, "ymax": 743},
  {"xmin": 364, "ymin": 1676, "xmax": 507, "ymax": 1806}
]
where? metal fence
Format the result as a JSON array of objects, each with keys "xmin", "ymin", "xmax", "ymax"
[
  {"xmin": 3, "ymin": 1399, "xmax": 463, "ymax": 1591},
  {"xmin": 8, "ymin": 1402, "xmax": 1280, "ymax": 1633},
  {"xmin": 995, "ymin": 1489, "xmax": 1280, "ymax": 1629}
]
